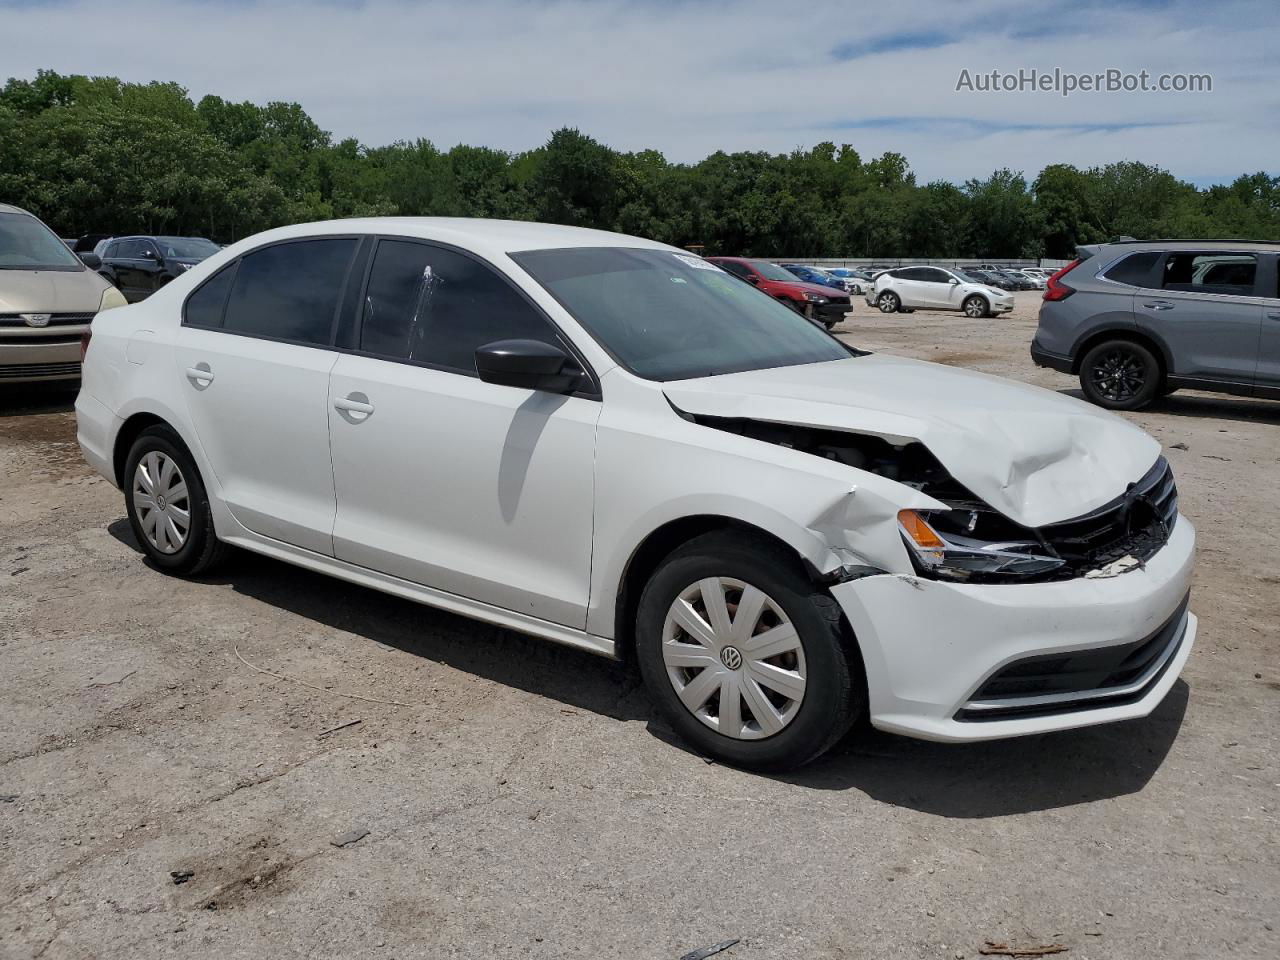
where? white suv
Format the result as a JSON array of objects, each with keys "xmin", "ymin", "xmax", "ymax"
[
  {"xmin": 867, "ymin": 266, "xmax": 1015, "ymax": 317},
  {"xmin": 76, "ymin": 219, "xmax": 1196, "ymax": 770}
]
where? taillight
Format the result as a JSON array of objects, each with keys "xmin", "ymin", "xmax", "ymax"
[
  {"xmin": 1042, "ymin": 259, "xmax": 1081, "ymax": 302},
  {"xmin": 80, "ymin": 328, "xmax": 92, "ymax": 362}
]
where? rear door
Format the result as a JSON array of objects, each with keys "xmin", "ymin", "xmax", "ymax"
[
  {"xmin": 893, "ymin": 267, "xmax": 930, "ymax": 307},
  {"xmin": 327, "ymin": 238, "xmax": 601, "ymax": 628},
  {"xmin": 1134, "ymin": 251, "xmax": 1262, "ymax": 385},
  {"xmin": 173, "ymin": 236, "xmax": 363, "ymax": 554}
]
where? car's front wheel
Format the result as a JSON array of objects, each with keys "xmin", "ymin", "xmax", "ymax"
[
  {"xmin": 962, "ymin": 294, "xmax": 990, "ymax": 318},
  {"xmin": 1079, "ymin": 339, "xmax": 1162, "ymax": 410},
  {"xmin": 124, "ymin": 425, "xmax": 231, "ymax": 575},
  {"xmin": 876, "ymin": 291, "xmax": 900, "ymax": 313},
  {"xmin": 635, "ymin": 532, "xmax": 863, "ymax": 771}
]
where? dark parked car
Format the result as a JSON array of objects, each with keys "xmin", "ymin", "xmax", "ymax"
[
  {"xmin": 706, "ymin": 257, "xmax": 851, "ymax": 328},
  {"xmin": 995, "ymin": 269, "xmax": 1037, "ymax": 291},
  {"xmin": 1033, "ymin": 238, "xmax": 1280, "ymax": 410},
  {"xmin": 781, "ymin": 264, "xmax": 848, "ymax": 292},
  {"xmin": 967, "ymin": 269, "xmax": 1016, "ymax": 291},
  {"xmin": 98, "ymin": 236, "xmax": 220, "ymax": 302}
]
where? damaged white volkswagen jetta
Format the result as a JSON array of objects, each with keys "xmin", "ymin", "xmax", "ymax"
[{"xmin": 76, "ymin": 219, "xmax": 1196, "ymax": 770}]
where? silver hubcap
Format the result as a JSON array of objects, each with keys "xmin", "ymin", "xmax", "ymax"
[
  {"xmin": 878, "ymin": 294, "xmax": 896, "ymax": 312},
  {"xmin": 133, "ymin": 451, "xmax": 191, "ymax": 554},
  {"xmin": 661, "ymin": 578, "xmax": 806, "ymax": 740},
  {"xmin": 965, "ymin": 298, "xmax": 983, "ymax": 316}
]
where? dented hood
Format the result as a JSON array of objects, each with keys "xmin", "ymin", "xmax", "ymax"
[{"xmin": 663, "ymin": 354, "xmax": 1161, "ymax": 528}]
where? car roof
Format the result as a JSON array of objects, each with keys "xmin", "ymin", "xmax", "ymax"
[
  {"xmin": 222, "ymin": 217, "xmax": 674, "ymax": 261},
  {"xmin": 0, "ymin": 203, "xmax": 34, "ymax": 216},
  {"xmin": 1091, "ymin": 238, "xmax": 1280, "ymax": 256}
]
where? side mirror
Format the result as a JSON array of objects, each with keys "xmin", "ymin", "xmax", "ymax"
[
  {"xmin": 475, "ymin": 339, "xmax": 581, "ymax": 393},
  {"xmin": 77, "ymin": 252, "xmax": 101, "ymax": 270},
  {"xmin": 744, "ymin": 274, "xmax": 760, "ymax": 285},
  {"xmin": 948, "ymin": 277, "xmax": 958, "ymax": 285},
  {"xmin": 144, "ymin": 249, "xmax": 162, "ymax": 262}
]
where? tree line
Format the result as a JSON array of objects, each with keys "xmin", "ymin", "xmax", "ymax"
[{"xmin": 2, "ymin": 70, "xmax": 1277, "ymax": 259}]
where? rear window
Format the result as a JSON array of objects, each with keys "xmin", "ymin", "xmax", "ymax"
[
  {"xmin": 1163, "ymin": 253, "xmax": 1257, "ymax": 296},
  {"xmin": 1103, "ymin": 251, "xmax": 1161, "ymax": 287}
]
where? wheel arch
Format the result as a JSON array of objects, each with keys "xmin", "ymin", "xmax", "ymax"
[
  {"xmin": 1071, "ymin": 327, "xmax": 1171, "ymax": 379},
  {"xmin": 610, "ymin": 514, "xmax": 833, "ymax": 663}
]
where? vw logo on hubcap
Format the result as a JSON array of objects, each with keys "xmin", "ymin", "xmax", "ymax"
[{"xmin": 720, "ymin": 646, "xmax": 743, "ymax": 670}]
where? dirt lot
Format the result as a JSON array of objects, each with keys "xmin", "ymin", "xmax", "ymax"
[{"xmin": 2, "ymin": 292, "xmax": 1277, "ymax": 960}]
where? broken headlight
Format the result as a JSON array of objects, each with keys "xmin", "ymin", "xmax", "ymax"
[{"xmin": 897, "ymin": 509, "xmax": 1064, "ymax": 582}]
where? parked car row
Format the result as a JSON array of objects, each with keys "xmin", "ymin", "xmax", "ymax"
[{"xmin": 706, "ymin": 257, "xmax": 852, "ymax": 328}]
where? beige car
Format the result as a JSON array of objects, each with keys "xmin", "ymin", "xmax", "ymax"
[{"xmin": 1, "ymin": 203, "xmax": 127, "ymax": 384}]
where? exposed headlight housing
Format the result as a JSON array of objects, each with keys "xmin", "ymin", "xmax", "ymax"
[
  {"xmin": 898, "ymin": 509, "xmax": 1064, "ymax": 581},
  {"xmin": 803, "ymin": 292, "xmax": 828, "ymax": 303}
]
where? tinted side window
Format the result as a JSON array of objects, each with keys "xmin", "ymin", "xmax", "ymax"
[
  {"xmin": 921, "ymin": 268, "xmax": 952, "ymax": 283},
  {"xmin": 1103, "ymin": 251, "xmax": 1161, "ymax": 287},
  {"xmin": 897, "ymin": 267, "xmax": 927, "ymax": 281},
  {"xmin": 1163, "ymin": 253, "xmax": 1257, "ymax": 296},
  {"xmin": 360, "ymin": 240, "xmax": 561, "ymax": 372},
  {"xmin": 184, "ymin": 265, "xmax": 236, "ymax": 329},
  {"xmin": 223, "ymin": 239, "xmax": 357, "ymax": 345},
  {"xmin": 717, "ymin": 260, "xmax": 750, "ymax": 278}
]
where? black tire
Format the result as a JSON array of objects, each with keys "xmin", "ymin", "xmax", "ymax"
[
  {"xmin": 823, "ymin": 319, "xmax": 837, "ymax": 330},
  {"xmin": 123, "ymin": 424, "xmax": 232, "ymax": 576},
  {"xmin": 635, "ymin": 532, "xmax": 864, "ymax": 771},
  {"xmin": 876, "ymin": 291, "xmax": 900, "ymax": 313},
  {"xmin": 1079, "ymin": 339, "xmax": 1162, "ymax": 411},
  {"xmin": 962, "ymin": 294, "xmax": 990, "ymax": 319}
]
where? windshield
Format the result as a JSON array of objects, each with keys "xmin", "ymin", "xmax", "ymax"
[
  {"xmin": 954, "ymin": 271, "xmax": 983, "ymax": 283},
  {"xmin": 748, "ymin": 260, "xmax": 803, "ymax": 282},
  {"xmin": 512, "ymin": 247, "xmax": 855, "ymax": 381},
  {"xmin": 156, "ymin": 237, "xmax": 220, "ymax": 259},
  {"xmin": 0, "ymin": 212, "xmax": 83, "ymax": 271}
]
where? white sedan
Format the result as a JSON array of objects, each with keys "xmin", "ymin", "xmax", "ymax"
[
  {"xmin": 867, "ymin": 265, "xmax": 1015, "ymax": 317},
  {"xmin": 76, "ymin": 218, "xmax": 1195, "ymax": 770}
]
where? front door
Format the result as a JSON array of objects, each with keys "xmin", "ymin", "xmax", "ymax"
[{"xmin": 327, "ymin": 238, "xmax": 600, "ymax": 629}]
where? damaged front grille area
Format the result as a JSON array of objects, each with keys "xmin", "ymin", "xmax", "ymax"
[
  {"xmin": 1036, "ymin": 457, "xmax": 1177, "ymax": 573},
  {"xmin": 955, "ymin": 593, "xmax": 1190, "ymax": 721}
]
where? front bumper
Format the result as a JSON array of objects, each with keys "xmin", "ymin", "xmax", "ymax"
[
  {"xmin": 830, "ymin": 514, "xmax": 1196, "ymax": 742},
  {"xmin": 0, "ymin": 336, "xmax": 83, "ymax": 382}
]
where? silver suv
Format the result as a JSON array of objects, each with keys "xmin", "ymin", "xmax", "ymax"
[{"xmin": 1032, "ymin": 239, "xmax": 1280, "ymax": 410}]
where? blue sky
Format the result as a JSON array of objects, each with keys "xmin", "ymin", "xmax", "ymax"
[{"xmin": 1, "ymin": 0, "xmax": 1273, "ymax": 186}]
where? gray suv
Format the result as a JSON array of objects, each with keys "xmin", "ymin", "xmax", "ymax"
[{"xmin": 1031, "ymin": 239, "xmax": 1280, "ymax": 410}]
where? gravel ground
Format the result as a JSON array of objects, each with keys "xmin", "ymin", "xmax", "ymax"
[{"xmin": 1, "ymin": 291, "xmax": 1277, "ymax": 960}]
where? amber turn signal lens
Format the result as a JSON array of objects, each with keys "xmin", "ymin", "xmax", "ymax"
[{"xmin": 897, "ymin": 510, "xmax": 945, "ymax": 549}]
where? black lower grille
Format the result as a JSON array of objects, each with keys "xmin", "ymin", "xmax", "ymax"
[
  {"xmin": 0, "ymin": 361, "xmax": 82, "ymax": 379},
  {"xmin": 956, "ymin": 593, "xmax": 1190, "ymax": 721},
  {"xmin": 0, "ymin": 333, "xmax": 82, "ymax": 345}
]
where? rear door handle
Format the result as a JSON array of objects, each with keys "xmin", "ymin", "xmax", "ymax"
[
  {"xmin": 1142, "ymin": 301, "xmax": 1174, "ymax": 310},
  {"xmin": 185, "ymin": 364, "xmax": 214, "ymax": 387},
  {"xmin": 1267, "ymin": 312, "xmax": 1280, "ymax": 321},
  {"xmin": 334, "ymin": 393, "xmax": 374, "ymax": 420}
]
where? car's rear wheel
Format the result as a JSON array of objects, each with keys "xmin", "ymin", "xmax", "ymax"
[
  {"xmin": 1079, "ymin": 339, "xmax": 1161, "ymax": 410},
  {"xmin": 635, "ymin": 532, "xmax": 863, "ymax": 771},
  {"xmin": 876, "ymin": 291, "xmax": 900, "ymax": 313},
  {"xmin": 124, "ymin": 425, "xmax": 231, "ymax": 575},
  {"xmin": 962, "ymin": 295, "xmax": 990, "ymax": 318}
]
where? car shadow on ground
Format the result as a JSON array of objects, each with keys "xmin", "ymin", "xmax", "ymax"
[
  {"xmin": 109, "ymin": 518, "xmax": 1191, "ymax": 816},
  {"xmin": 773, "ymin": 680, "xmax": 1190, "ymax": 818},
  {"xmin": 107, "ymin": 518, "xmax": 650, "ymax": 723},
  {"xmin": 1056, "ymin": 387, "xmax": 1280, "ymax": 426},
  {"xmin": 0, "ymin": 384, "xmax": 77, "ymax": 418}
]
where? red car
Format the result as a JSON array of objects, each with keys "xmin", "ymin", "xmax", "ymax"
[{"xmin": 705, "ymin": 256, "xmax": 851, "ymax": 329}]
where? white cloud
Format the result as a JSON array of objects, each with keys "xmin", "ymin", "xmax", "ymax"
[{"xmin": 2, "ymin": 0, "xmax": 1273, "ymax": 184}]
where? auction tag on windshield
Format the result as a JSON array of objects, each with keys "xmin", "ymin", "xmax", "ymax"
[{"xmin": 673, "ymin": 254, "xmax": 719, "ymax": 271}]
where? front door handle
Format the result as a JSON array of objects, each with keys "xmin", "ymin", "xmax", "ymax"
[
  {"xmin": 334, "ymin": 393, "xmax": 374, "ymax": 421},
  {"xmin": 185, "ymin": 364, "xmax": 214, "ymax": 387},
  {"xmin": 1266, "ymin": 312, "xmax": 1280, "ymax": 321},
  {"xmin": 1142, "ymin": 301, "xmax": 1174, "ymax": 310}
]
